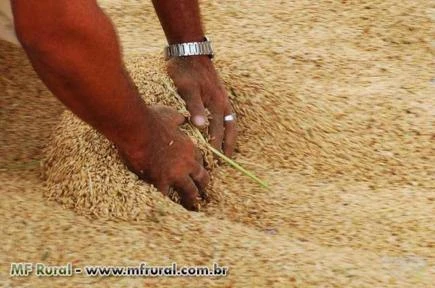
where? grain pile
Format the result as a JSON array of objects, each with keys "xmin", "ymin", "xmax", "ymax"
[
  {"xmin": 42, "ymin": 54, "xmax": 270, "ymax": 219},
  {"xmin": 2, "ymin": 0, "xmax": 434, "ymax": 287}
]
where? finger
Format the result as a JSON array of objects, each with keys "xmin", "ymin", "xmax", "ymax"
[
  {"xmin": 209, "ymin": 109, "xmax": 224, "ymax": 152},
  {"xmin": 180, "ymin": 88, "xmax": 207, "ymax": 128},
  {"xmin": 170, "ymin": 110, "xmax": 186, "ymax": 127},
  {"xmin": 190, "ymin": 163, "xmax": 210, "ymax": 192},
  {"xmin": 194, "ymin": 148, "xmax": 204, "ymax": 165},
  {"xmin": 152, "ymin": 105, "xmax": 186, "ymax": 126},
  {"xmin": 173, "ymin": 176, "xmax": 201, "ymax": 211},
  {"xmin": 155, "ymin": 181, "xmax": 170, "ymax": 196},
  {"xmin": 223, "ymin": 105, "xmax": 238, "ymax": 157}
]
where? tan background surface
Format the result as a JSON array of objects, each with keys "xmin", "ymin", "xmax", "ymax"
[{"xmin": 1, "ymin": 0, "xmax": 434, "ymax": 287}]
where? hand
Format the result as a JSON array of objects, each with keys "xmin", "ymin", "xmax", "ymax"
[
  {"xmin": 118, "ymin": 105, "xmax": 209, "ymax": 211},
  {"xmin": 167, "ymin": 56, "xmax": 237, "ymax": 157}
]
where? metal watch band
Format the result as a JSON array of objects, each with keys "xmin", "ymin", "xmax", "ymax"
[{"xmin": 164, "ymin": 36, "xmax": 214, "ymax": 59}]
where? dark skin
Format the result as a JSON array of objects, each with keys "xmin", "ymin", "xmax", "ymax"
[
  {"xmin": 11, "ymin": 0, "xmax": 236, "ymax": 211},
  {"xmin": 153, "ymin": 0, "xmax": 237, "ymax": 155}
]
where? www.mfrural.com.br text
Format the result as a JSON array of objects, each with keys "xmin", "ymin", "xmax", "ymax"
[{"xmin": 10, "ymin": 262, "xmax": 228, "ymax": 277}]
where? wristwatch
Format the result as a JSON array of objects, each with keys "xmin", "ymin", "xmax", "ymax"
[{"xmin": 164, "ymin": 36, "xmax": 214, "ymax": 60}]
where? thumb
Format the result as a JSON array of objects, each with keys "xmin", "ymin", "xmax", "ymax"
[{"xmin": 151, "ymin": 105, "xmax": 186, "ymax": 126}]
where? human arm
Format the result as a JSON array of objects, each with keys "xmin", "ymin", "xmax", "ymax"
[
  {"xmin": 152, "ymin": 0, "xmax": 237, "ymax": 156},
  {"xmin": 11, "ymin": 0, "xmax": 208, "ymax": 210}
]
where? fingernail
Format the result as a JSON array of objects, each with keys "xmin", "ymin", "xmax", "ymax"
[{"xmin": 192, "ymin": 115, "xmax": 206, "ymax": 127}]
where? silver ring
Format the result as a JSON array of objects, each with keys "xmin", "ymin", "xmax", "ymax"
[{"xmin": 224, "ymin": 113, "xmax": 236, "ymax": 122}]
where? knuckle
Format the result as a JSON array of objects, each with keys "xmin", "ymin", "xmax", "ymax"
[
  {"xmin": 214, "ymin": 98, "xmax": 226, "ymax": 110},
  {"xmin": 165, "ymin": 161, "xmax": 185, "ymax": 181},
  {"xmin": 194, "ymin": 166, "xmax": 206, "ymax": 178},
  {"xmin": 209, "ymin": 93, "xmax": 226, "ymax": 109},
  {"xmin": 186, "ymin": 160, "xmax": 200, "ymax": 173}
]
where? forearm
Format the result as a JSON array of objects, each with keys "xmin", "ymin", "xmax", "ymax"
[
  {"xmin": 152, "ymin": 0, "xmax": 205, "ymax": 44},
  {"xmin": 12, "ymin": 0, "xmax": 150, "ymax": 153}
]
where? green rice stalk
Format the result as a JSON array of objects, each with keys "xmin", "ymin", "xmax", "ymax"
[{"xmin": 192, "ymin": 128, "xmax": 270, "ymax": 190}]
